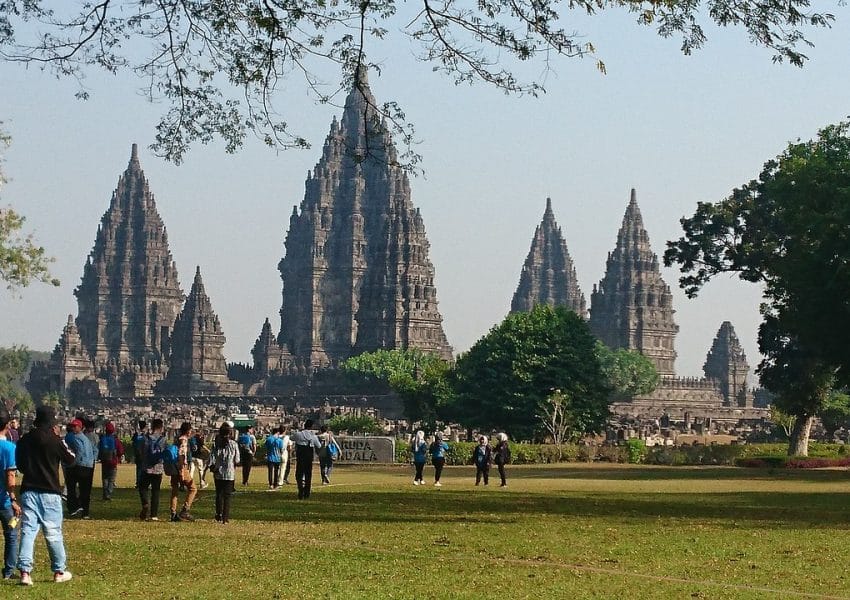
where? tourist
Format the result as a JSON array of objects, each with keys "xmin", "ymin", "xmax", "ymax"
[
  {"xmin": 291, "ymin": 420, "xmax": 321, "ymax": 499},
  {"xmin": 317, "ymin": 425, "xmax": 341, "ymax": 485},
  {"xmin": 237, "ymin": 426, "xmax": 257, "ymax": 486},
  {"xmin": 98, "ymin": 421, "xmax": 124, "ymax": 501},
  {"xmin": 190, "ymin": 431, "xmax": 210, "ymax": 490},
  {"xmin": 0, "ymin": 414, "xmax": 21, "ymax": 580},
  {"xmin": 169, "ymin": 422, "xmax": 197, "ymax": 522},
  {"xmin": 494, "ymin": 433, "xmax": 511, "ymax": 487},
  {"xmin": 209, "ymin": 422, "xmax": 240, "ymax": 524},
  {"xmin": 131, "ymin": 420, "xmax": 148, "ymax": 488},
  {"xmin": 265, "ymin": 427, "xmax": 284, "ymax": 490},
  {"xmin": 7, "ymin": 418, "xmax": 20, "ymax": 444},
  {"xmin": 277, "ymin": 427, "xmax": 293, "ymax": 486},
  {"xmin": 64, "ymin": 418, "xmax": 95, "ymax": 519},
  {"xmin": 82, "ymin": 418, "xmax": 100, "ymax": 454},
  {"xmin": 410, "ymin": 430, "xmax": 428, "ymax": 486},
  {"xmin": 472, "ymin": 435, "xmax": 492, "ymax": 486},
  {"xmin": 139, "ymin": 418, "xmax": 166, "ymax": 521},
  {"xmin": 429, "ymin": 432, "xmax": 448, "ymax": 487},
  {"xmin": 15, "ymin": 406, "xmax": 75, "ymax": 585}
]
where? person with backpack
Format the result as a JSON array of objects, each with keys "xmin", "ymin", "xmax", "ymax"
[
  {"xmin": 264, "ymin": 428, "xmax": 284, "ymax": 490},
  {"xmin": 209, "ymin": 422, "xmax": 240, "ymax": 524},
  {"xmin": 168, "ymin": 422, "xmax": 197, "ymax": 522},
  {"xmin": 493, "ymin": 432, "xmax": 511, "ymax": 487},
  {"xmin": 410, "ymin": 430, "xmax": 428, "ymax": 486},
  {"xmin": 291, "ymin": 420, "xmax": 321, "ymax": 500},
  {"xmin": 237, "ymin": 426, "xmax": 257, "ymax": 486},
  {"xmin": 131, "ymin": 420, "xmax": 148, "ymax": 489},
  {"xmin": 98, "ymin": 422, "xmax": 124, "ymax": 500},
  {"xmin": 471, "ymin": 435, "xmax": 493, "ymax": 486},
  {"xmin": 189, "ymin": 432, "xmax": 210, "ymax": 490},
  {"xmin": 317, "ymin": 425, "xmax": 341, "ymax": 485},
  {"xmin": 64, "ymin": 418, "xmax": 95, "ymax": 518},
  {"xmin": 429, "ymin": 432, "xmax": 449, "ymax": 487},
  {"xmin": 138, "ymin": 418, "xmax": 166, "ymax": 521}
]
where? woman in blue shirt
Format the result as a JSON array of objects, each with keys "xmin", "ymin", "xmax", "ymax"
[
  {"xmin": 428, "ymin": 433, "xmax": 449, "ymax": 487},
  {"xmin": 410, "ymin": 430, "xmax": 428, "ymax": 486}
]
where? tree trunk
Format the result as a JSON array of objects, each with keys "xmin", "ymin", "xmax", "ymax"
[{"xmin": 788, "ymin": 415, "xmax": 814, "ymax": 456}]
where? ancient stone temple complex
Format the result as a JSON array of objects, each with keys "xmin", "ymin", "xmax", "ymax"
[{"xmin": 512, "ymin": 192, "xmax": 758, "ymax": 420}]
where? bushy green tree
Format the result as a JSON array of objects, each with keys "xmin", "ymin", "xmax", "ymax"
[
  {"xmin": 327, "ymin": 414, "xmax": 383, "ymax": 435},
  {"xmin": 453, "ymin": 305, "xmax": 611, "ymax": 441},
  {"xmin": 817, "ymin": 392, "xmax": 850, "ymax": 439},
  {"xmin": 0, "ymin": 345, "xmax": 33, "ymax": 413},
  {"xmin": 665, "ymin": 122, "xmax": 850, "ymax": 456},
  {"xmin": 595, "ymin": 342, "xmax": 660, "ymax": 401}
]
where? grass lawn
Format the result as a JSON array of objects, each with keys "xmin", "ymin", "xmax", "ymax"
[{"xmin": 3, "ymin": 462, "xmax": 850, "ymax": 599}]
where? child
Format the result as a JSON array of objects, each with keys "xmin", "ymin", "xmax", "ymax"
[{"xmin": 472, "ymin": 435, "xmax": 492, "ymax": 486}]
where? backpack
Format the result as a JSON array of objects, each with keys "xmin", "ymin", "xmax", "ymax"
[
  {"xmin": 328, "ymin": 440, "xmax": 339, "ymax": 461},
  {"xmin": 144, "ymin": 434, "xmax": 164, "ymax": 470},
  {"xmin": 162, "ymin": 442, "xmax": 180, "ymax": 476},
  {"xmin": 99, "ymin": 435, "xmax": 116, "ymax": 463},
  {"xmin": 238, "ymin": 433, "xmax": 254, "ymax": 455}
]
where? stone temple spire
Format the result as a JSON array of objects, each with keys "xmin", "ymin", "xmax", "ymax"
[
  {"xmin": 704, "ymin": 321, "xmax": 752, "ymax": 407},
  {"xmin": 74, "ymin": 144, "xmax": 184, "ymax": 365},
  {"xmin": 159, "ymin": 266, "xmax": 237, "ymax": 394},
  {"xmin": 278, "ymin": 73, "xmax": 452, "ymax": 365},
  {"xmin": 589, "ymin": 189, "xmax": 679, "ymax": 376},
  {"xmin": 510, "ymin": 197, "xmax": 586, "ymax": 317}
]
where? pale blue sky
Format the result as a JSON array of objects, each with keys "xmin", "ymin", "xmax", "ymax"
[{"xmin": 2, "ymin": 7, "xmax": 848, "ymax": 381}]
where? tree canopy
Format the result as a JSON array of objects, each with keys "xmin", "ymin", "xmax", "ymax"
[
  {"xmin": 596, "ymin": 341, "xmax": 660, "ymax": 401},
  {"xmin": 0, "ymin": 2, "xmax": 837, "ymax": 165},
  {"xmin": 452, "ymin": 305, "xmax": 611, "ymax": 441},
  {"xmin": 0, "ymin": 345, "xmax": 34, "ymax": 414},
  {"xmin": 664, "ymin": 121, "xmax": 850, "ymax": 455}
]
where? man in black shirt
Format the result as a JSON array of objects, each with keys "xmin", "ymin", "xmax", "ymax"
[{"xmin": 15, "ymin": 406, "xmax": 76, "ymax": 586}]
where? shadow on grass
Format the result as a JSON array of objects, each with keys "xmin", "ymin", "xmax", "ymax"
[
  {"xmin": 512, "ymin": 464, "xmax": 850, "ymax": 482},
  {"xmin": 91, "ymin": 484, "xmax": 850, "ymax": 529}
]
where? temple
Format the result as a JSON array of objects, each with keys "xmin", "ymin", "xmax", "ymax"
[{"xmin": 510, "ymin": 198, "xmax": 586, "ymax": 317}]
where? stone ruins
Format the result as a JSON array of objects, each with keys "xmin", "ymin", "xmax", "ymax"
[{"xmin": 29, "ymin": 76, "xmax": 766, "ymax": 427}]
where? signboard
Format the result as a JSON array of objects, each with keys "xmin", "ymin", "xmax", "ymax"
[{"xmin": 336, "ymin": 436, "xmax": 395, "ymax": 463}]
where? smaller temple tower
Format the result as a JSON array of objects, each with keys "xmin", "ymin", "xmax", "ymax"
[
  {"xmin": 703, "ymin": 321, "xmax": 753, "ymax": 407},
  {"xmin": 48, "ymin": 315, "xmax": 96, "ymax": 393},
  {"xmin": 510, "ymin": 197, "xmax": 587, "ymax": 317},
  {"xmin": 157, "ymin": 267, "xmax": 239, "ymax": 395}
]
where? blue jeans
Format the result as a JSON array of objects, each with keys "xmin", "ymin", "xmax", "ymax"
[
  {"xmin": 17, "ymin": 491, "xmax": 67, "ymax": 574},
  {"xmin": 0, "ymin": 505, "xmax": 19, "ymax": 578}
]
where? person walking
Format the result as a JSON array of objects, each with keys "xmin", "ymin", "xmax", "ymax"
[
  {"xmin": 64, "ymin": 418, "xmax": 95, "ymax": 519},
  {"xmin": 138, "ymin": 418, "xmax": 166, "ymax": 521},
  {"xmin": 209, "ymin": 422, "xmax": 240, "ymax": 524},
  {"xmin": 472, "ymin": 435, "xmax": 493, "ymax": 486},
  {"xmin": 15, "ymin": 406, "xmax": 76, "ymax": 585},
  {"xmin": 0, "ymin": 414, "xmax": 21, "ymax": 580},
  {"xmin": 493, "ymin": 433, "xmax": 511, "ymax": 487},
  {"xmin": 317, "ymin": 425, "xmax": 340, "ymax": 485},
  {"xmin": 429, "ymin": 433, "xmax": 449, "ymax": 487},
  {"xmin": 291, "ymin": 420, "xmax": 321, "ymax": 499},
  {"xmin": 237, "ymin": 426, "xmax": 257, "ymax": 486},
  {"xmin": 410, "ymin": 430, "xmax": 428, "ymax": 486},
  {"xmin": 7, "ymin": 418, "xmax": 20, "ymax": 444},
  {"xmin": 169, "ymin": 422, "xmax": 197, "ymax": 522},
  {"xmin": 265, "ymin": 428, "xmax": 284, "ymax": 490},
  {"xmin": 190, "ymin": 432, "xmax": 210, "ymax": 490},
  {"xmin": 277, "ymin": 427, "xmax": 292, "ymax": 486},
  {"xmin": 131, "ymin": 420, "xmax": 148, "ymax": 489},
  {"xmin": 98, "ymin": 421, "xmax": 124, "ymax": 501}
]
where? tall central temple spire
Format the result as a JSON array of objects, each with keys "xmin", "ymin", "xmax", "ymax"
[
  {"xmin": 589, "ymin": 189, "xmax": 679, "ymax": 376},
  {"xmin": 277, "ymin": 76, "xmax": 452, "ymax": 366},
  {"xmin": 74, "ymin": 145, "xmax": 184, "ymax": 365},
  {"xmin": 511, "ymin": 197, "xmax": 586, "ymax": 317}
]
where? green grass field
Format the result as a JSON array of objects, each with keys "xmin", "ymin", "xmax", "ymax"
[{"xmin": 3, "ymin": 463, "xmax": 850, "ymax": 599}]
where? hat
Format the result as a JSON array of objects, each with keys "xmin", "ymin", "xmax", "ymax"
[
  {"xmin": 69, "ymin": 418, "xmax": 84, "ymax": 429},
  {"xmin": 105, "ymin": 422, "xmax": 115, "ymax": 434},
  {"xmin": 34, "ymin": 405, "xmax": 58, "ymax": 428}
]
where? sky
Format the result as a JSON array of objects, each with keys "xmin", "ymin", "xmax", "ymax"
[{"xmin": 1, "ymin": 5, "xmax": 849, "ymax": 383}]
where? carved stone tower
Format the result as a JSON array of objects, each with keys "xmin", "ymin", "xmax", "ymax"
[
  {"xmin": 74, "ymin": 144, "xmax": 184, "ymax": 365},
  {"xmin": 48, "ymin": 315, "xmax": 95, "ymax": 393},
  {"xmin": 158, "ymin": 267, "xmax": 238, "ymax": 394},
  {"xmin": 277, "ymin": 72, "xmax": 453, "ymax": 366},
  {"xmin": 703, "ymin": 321, "xmax": 752, "ymax": 407},
  {"xmin": 589, "ymin": 189, "xmax": 679, "ymax": 376},
  {"xmin": 511, "ymin": 197, "xmax": 586, "ymax": 317}
]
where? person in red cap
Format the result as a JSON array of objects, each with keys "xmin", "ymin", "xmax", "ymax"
[
  {"xmin": 63, "ymin": 419, "xmax": 95, "ymax": 519},
  {"xmin": 98, "ymin": 422, "xmax": 124, "ymax": 501}
]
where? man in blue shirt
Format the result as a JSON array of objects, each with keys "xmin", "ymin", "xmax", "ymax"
[
  {"xmin": 264, "ymin": 428, "xmax": 283, "ymax": 490},
  {"xmin": 64, "ymin": 419, "xmax": 95, "ymax": 519},
  {"xmin": 0, "ymin": 413, "xmax": 21, "ymax": 580}
]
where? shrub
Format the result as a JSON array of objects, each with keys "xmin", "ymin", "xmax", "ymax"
[{"xmin": 625, "ymin": 439, "xmax": 646, "ymax": 464}]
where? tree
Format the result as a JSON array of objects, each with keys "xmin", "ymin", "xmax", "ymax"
[
  {"xmin": 341, "ymin": 348, "xmax": 454, "ymax": 428},
  {"xmin": 0, "ymin": 345, "xmax": 33, "ymax": 414},
  {"xmin": 817, "ymin": 392, "xmax": 850, "ymax": 440},
  {"xmin": 538, "ymin": 389, "xmax": 573, "ymax": 459},
  {"xmin": 0, "ymin": 125, "xmax": 58, "ymax": 291},
  {"xmin": 595, "ymin": 341, "xmax": 660, "ymax": 401},
  {"xmin": 0, "ymin": 2, "xmax": 837, "ymax": 165},
  {"xmin": 327, "ymin": 414, "xmax": 383, "ymax": 435},
  {"xmin": 453, "ymin": 305, "xmax": 611, "ymax": 441},
  {"xmin": 665, "ymin": 122, "xmax": 850, "ymax": 456}
]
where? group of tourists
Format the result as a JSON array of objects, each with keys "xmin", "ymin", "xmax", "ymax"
[{"xmin": 410, "ymin": 431, "xmax": 511, "ymax": 487}]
